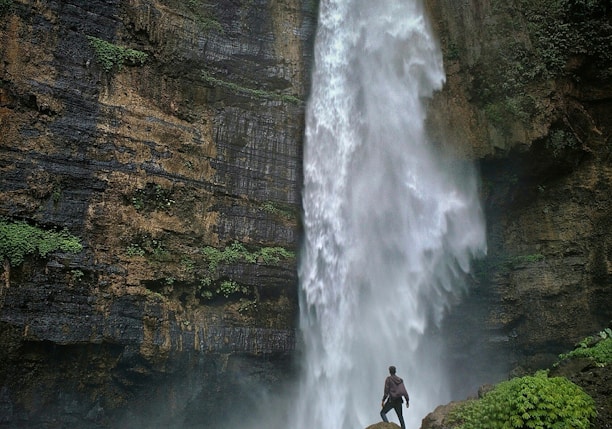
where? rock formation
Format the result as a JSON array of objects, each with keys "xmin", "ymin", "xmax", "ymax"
[
  {"xmin": 0, "ymin": 0, "xmax": 315, "ymax": 426},
  {"xmin": 426, "ymin": 0, "xmax": 612, "ymax": 393},
  {"xmin": 0, "ymin": 0, "xmax": 611, "ymax": 427}
]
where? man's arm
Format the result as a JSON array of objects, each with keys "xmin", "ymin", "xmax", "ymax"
[{"xmin": 381, "ymin": 378, "xmax": 390, "ymax": 406}]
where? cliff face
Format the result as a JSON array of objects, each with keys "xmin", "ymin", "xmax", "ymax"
[
  {"xmin": 1, "ymin": 0, "xmax": 611, "ymax": 427},
  {"xmin": 426, "ymin": 0, "xmax": 612, "ymax": 386},
  {"xmin": 0, "ymin": 0, "xmax": 314, "ymax": 426}
]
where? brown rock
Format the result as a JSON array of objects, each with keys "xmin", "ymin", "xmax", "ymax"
[{"xmin": 365, "ymin": 422, "xmax": 402, "ymax": 429}]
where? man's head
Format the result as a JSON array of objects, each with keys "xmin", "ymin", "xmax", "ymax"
[{"xmin": 389, "ymin": 366, "xmax": 396, "ymax": 375}]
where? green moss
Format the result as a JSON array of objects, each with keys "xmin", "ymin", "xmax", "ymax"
[
  {"xmin": 186, "ymin": 0, "xmax": 223, "ymax": 33},
  {"xmin": 201, "ymin": 71, "xmax": 303, "ymax": 104},
  {"xmin": 509, "ymin": 253, "xmax": 545, "ymax": 265},
  {"xmin": 86, "ymin": 36, "xmax": 148, "ymax": 73},
  {"xmin": 0, "ymin": 218, "xmax": 82, "ymax": 266},
  {"xmin": 201, "ymin": 241, "xmax": 295, "ymax": 273},
  {"xmin": 449, "ymin": 371, "xmax": 596, "ymax": 429},
  {"xmin": 260, "ymin": 201, "xmax": 297, "ymax": 220}
]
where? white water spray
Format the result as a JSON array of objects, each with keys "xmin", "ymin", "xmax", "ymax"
[{"xmin": 296, "ymin": 0, "xmax": 486, "ymax": 428}]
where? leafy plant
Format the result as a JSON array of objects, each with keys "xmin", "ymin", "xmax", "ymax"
[
  {"xmin": 126, "ymin": 243, "xmax": 145, "ymax": 257},
  {"xmin": 259, "ymin": 246, "xmax": 294, "ymax": 264},
  {"xmin": 201, "ymin": 241, "xmax": 294, "ymax": 272},
  {"xmin": 216, "ymin": 280, "xmax": 248, "ymax": 298},
  {"xmin": 181, "ymin": 257, "xmax": 195, "ymax": 273},
  {"xmin": 150, "ymin": 239, "xmax": 168, "ymax": 259},
  {"xmin": 238, "ymin": 298, "xmax": 257, "ymax": 314},
  {"xmin": 448, "ymin": 370, "xmax": 596, "ymax": 429},
  {"xmin": 70, "ymin": 269, "xmax": 84, "ymax": 283},
  {"xmin": 51, "ymin": 187, "xmax": 62, "ymax": 204},
  {"xmin": 557, "ymin": 330, "xmax": 612, "ymax": 367},
  {"xmin": 198, "ymin": 241, "xmax": 295, "ymax": 300},
  {"xmin": 86, "ymin": 36, "xmax": 148, "ymax": 72},
  {"xmin": 0, "ymin": 219, "xmax": 82, "ymax": 266}
]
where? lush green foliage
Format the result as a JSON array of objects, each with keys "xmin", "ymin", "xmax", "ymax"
[
  {"xmin": 199, "ymin": 242, "xmax": 294, "ymax": 299},
  {"xmin": 201, "ymin": 71, "xmax": 302, "ymax": 104},
  {"xmin": 557, "ymin": 329, "xmax": 612, "ymax": 367},
  {"xmin": 0, "ymin": 219, "xmax": 82, "ymax": 266},
  {"xmin": 202, "ymin": 241, "xmax": 294, "ymax": 272},
  {"xmin": 449, "ymin": 371, "xmax": 596, "ymax": 429},
  {"xmin": 86, "ymin": 36, "xmax": 148, "ymax": 72}
]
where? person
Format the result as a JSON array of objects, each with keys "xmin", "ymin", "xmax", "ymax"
[{"xmin": 380, "ymin": 365, "xmax": 409, "ymax": 429}]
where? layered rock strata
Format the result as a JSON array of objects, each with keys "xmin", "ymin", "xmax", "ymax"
[{"xmin": 0, "ymin": 0, "xmax": 315, "ymax": 426}]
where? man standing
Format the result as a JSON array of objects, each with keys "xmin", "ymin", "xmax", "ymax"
[{"xmin": 380, "ymin": 365, "xmax": 410, "ymax": 429}]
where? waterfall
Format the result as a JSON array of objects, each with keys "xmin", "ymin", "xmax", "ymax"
[{"xmin": 296, "ymin": 0, "xmax": 487, "ymax": 428}]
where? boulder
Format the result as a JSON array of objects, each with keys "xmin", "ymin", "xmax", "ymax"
[{"xmin": 365, "ymin": 423, "xmax": 401, "ymax": 429}]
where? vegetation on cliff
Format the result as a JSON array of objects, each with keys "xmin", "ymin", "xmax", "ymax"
[
  {"xmin": 448, "ymin": 371, "xmax": 596, "ymax": 429},
  {"xmin": 471, "ymin": 0, "xmax": 612, "ymax": 130},
  {"xmin": 0, "ymin": 218, "xmax": 82, "ymax": 267},
  {"xmin": 201, "ymin": 71, "xmax": 303, "ymax": 104},
  {"xmin": 556, "ymin": 328, "xmax": 612, "ymax": 368},
  {"xmin": 86, "ymin": 36, "xmax": 148, "ymax": 72},
  {"xmin": 200, "ymin": 241, "xmax": 295, "ymax": 300},
  {"xmin": 0, "ymin": 218, "xmax": 82, "ymax": 292}
]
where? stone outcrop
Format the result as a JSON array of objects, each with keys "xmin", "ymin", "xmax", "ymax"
[
  {"xmin": 365, "ymin": 423, "xmax": 402, "ymax": 429},
  {"xmin": 0, "ymin": 0, "xmax": 314, "ymax": 426}
]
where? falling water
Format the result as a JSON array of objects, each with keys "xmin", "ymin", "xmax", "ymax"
[{"xmin": 296, "ymin": 0, "xmax": 486, "ymax": 428}]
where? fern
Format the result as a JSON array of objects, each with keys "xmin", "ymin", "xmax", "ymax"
[
  {"xmin": 0, "ymin": 219, "xmax": 82, "ymax": 266},
  {"xmin": 448, "ymin": 371, "xmax": 596, "ymax": 429}
]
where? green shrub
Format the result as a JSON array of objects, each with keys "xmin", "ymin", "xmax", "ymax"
[
  {"xmin": 126, "ymin": 243, "xmax": 145, "ymax": 257},
  {"xmin": 198, "ymin": 241, "xmax": 295, "ymax": 300},
  {"xmin": 0, "ymin": 219, "xmax": 82, "ymax": 266},
  {"xmin": 201, "ymin": 241, "xmax": 295, "ymax": 272},
  {"xmin": 557, "ymin": 329, "xmax": 612, "ymax": 367},
  {"xmin": 216, "ymin": 280, "xmax": 248, "ymax": 298},
  {"xmin": 449, "ymin": 371, "xmax": 596, "ymax": 429},
  {"xmin": 86, "ymin": 36, "xmax": 148, "ymax": 72}
]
